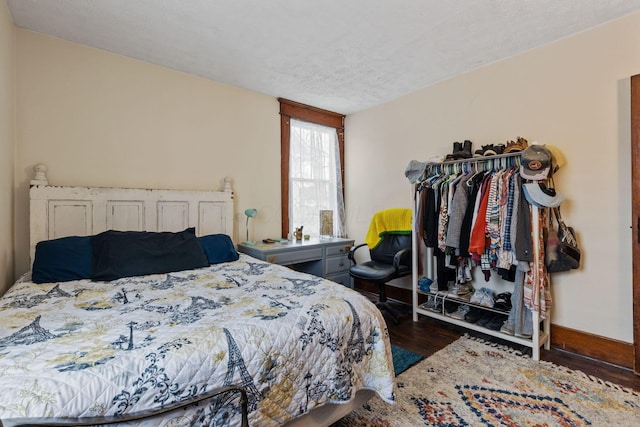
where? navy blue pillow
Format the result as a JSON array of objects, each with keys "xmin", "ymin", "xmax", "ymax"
[
  {"xmin": 32, "ymin": 236, "xmax": 93, "ymax": 284},
  {"xmin": 91, "ymin": 228, "xmax": 209, "ymax": 281},
  {"xmin": 198, "ymin": 234, "xmax": 239, "ymax": 264}
]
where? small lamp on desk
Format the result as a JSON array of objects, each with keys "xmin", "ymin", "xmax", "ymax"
[{"xmin": 244, "ymin": 208, "xmax": 258, "ymax": 245}]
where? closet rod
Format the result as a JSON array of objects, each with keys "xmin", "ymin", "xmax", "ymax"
[{"xmin": 436, "ymin": 151, "xmax": 522, "ymax": 166}]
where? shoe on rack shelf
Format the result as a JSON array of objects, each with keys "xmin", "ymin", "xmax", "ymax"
[
  {"xmin": 419, "ymin": 295, "xmax": 438, "ymax": 311},
  {"xmin": 486, "ymin": 314, "xmax": 508, "ymax": 331},
  {"xmin": 464, "ymin": 307, "xmax": 483, "ymax": 323},
  {"xmin": 445, "ymin": 141, "xmax": 462, "ymax": 160},
  {"xmin": 429, "ymin": 280, "xmax": 439, "ymax": 293},
  {"xmin": 455, "ymin": 140, "xmax": 473, "ymax": 159},
  {"xmin": 515, "ymin": 332, "xmax": 533, "ymax": 339},
  {"xmin": 447, "ymin": 282, "xmax": 474, "ymax": 300},
  {"xmin": 418, "ymin": 276, "xmax": 434, "ymax": 292},
  {"xmin": 447, "ymin": 304, "xmax": 470, "ymax": 320},
  {"xmin": 503, "ymin": 136, "xmax": 528, "ymax": 153},
  {"xmin": 420, "ymin": 295, "xmax": 446, "ymax": 313},
  {"xmin": 476, "ymin": 311, "xmax": 494, "ymax": 327},
  {"xmin": 482, "ymin": 144, "xmax": 498, "ymax": 156},
  {"xmin": 456, "ymin": 283, "xmax": 474, "ymax": 300},
  {"xmin": 494, "ymin": 292, "xmax": 512, "ymax": 312},
  {"xmin": 446, "ymin": 283, "xmax": 460, "ymax": 298},
  {"xmin": 470, "ymin": 287, "xmax": 494, "ymax": 307},
  {"xmin": 444, "ymin": 300, "xmax": 459, "ymax": 314},
  {"xmin": 500, "ymin": 322, "xmax": 515, "ymax": 335}
]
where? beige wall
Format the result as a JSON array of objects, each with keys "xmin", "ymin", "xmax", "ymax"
[
  {"xmin": 0, "ymin": 0, "xmax": 15, "ymax": 295},
  {"xmin": 14, "ymin": 30, "xmax": 282, "ymax": 276},
  {"xmin": 346, "ymin": 12, "xmax": 640, "ymax": 343}
]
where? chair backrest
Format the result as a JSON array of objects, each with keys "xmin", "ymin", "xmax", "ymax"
[{"xmin": 370, "ymin": 233, "xmax": 412, "ymax": 266}]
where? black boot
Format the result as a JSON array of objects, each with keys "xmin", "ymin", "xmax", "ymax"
[
  {"xmin": 446, "ymin": 141, "xmax": 462, "ymax": 160},
  {"xmin": 456, "ymin": 140, "xmax": 473, "ymax": 159}
]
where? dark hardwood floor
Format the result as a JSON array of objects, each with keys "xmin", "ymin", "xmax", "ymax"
[{"xmin": 357, "ymin": 290, "xmax": 640, "ymax": 392}]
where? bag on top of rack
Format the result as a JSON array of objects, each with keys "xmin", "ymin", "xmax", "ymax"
[{"xmin": 546, "ymin": 207, "xmax": 580, "ymax": 273}]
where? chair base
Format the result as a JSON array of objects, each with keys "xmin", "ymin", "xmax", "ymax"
[{"xmin": 375, "ymin": 301, "xmax": 402, "ymax": 324}]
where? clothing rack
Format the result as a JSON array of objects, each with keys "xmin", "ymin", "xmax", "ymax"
[
  {"xmin": 411, "ymin": 151, "xmax": 551, "ymax": 361},
  {"xmin": 427, "ymin": 152, "xmax": 522, "ymax": 175}
]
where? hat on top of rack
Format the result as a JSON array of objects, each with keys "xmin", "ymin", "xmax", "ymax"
[
  {"xmin": 522, "ymin": 182, "xmax": 564, "ymax": 208},
  {"xmin": 404, "ymin": 159, "xmax": 428, "ymax": 183},
  {"xmin": 520, "ymin": 144, "xmax": 552, "ymax": 180},
  {"xmin": 546, "ymin": 144, "xmax": 566, "ymax": 174}
]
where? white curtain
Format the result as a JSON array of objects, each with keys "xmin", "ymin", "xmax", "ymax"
[{"xmin": 289, "ymin": 118, "xmax": 346, "ymax": 238}]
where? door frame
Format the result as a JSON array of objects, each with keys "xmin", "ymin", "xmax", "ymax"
[{"xmin": 632, "ymin": 74, "xmax": 640, "ymax": 374}]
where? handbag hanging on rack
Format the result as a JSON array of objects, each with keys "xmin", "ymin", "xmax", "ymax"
[{"xmin": 546, "ymin": 206, "xmax": 581, "ymax": 273}]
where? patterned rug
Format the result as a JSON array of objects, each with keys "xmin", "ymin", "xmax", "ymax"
[{"xmin": 335, "ymin": 335, "xmax": 640, "ymax": 426}]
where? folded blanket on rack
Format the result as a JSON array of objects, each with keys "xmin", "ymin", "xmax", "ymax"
[{"xmin": 365, "ymin": 208, "xmax": 412, "ymax": 249}]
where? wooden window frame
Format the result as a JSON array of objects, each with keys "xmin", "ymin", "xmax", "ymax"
[{"xmin": 278, "ymin": 98, "xmax": 345, "ymax": 238}]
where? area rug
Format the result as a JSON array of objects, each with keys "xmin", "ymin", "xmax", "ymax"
[
  {"xmin": 335, "ymin": 335, "xmax": 640, "ymax": 426},
  {"xmin": 391, "ymin": 344, "xmax": 424, "ymax": 376}
]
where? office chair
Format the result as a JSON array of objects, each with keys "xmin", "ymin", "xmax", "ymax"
[{"xmin": 348, "ymin": 209, "xmax": 412, "ymax": 324}]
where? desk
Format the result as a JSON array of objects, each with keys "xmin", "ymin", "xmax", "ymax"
[{"xmin": 237, "ymin": 237, "xmax": 355, "ymax": 287}]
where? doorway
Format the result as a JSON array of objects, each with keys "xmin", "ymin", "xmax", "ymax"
[{"xmin": 632, "ymin": 74, "xmax": 640, "ymax": 374}]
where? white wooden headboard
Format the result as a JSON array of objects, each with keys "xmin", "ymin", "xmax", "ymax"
[{"xmin": 29, "ymin": 164, "xmax": 235, "ymax": 264}]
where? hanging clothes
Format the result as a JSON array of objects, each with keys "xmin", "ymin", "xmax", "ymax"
[
  {"xmin": 415, "ymin": 154, "xmax": 542, "ymax": 301},
  {"xmin": 458, "ymin": 171, "xmax": 486, "ymax": 256},
  {"xmin": 445, "ymin": 172, "xmax": 472, "ymax": 252},
  {"xmin": 468, "ymin": 174, "xmax": 492, "ymax": 261},
  {"xmin": 523, "ymin": 208, "xmax": 552, "ymax": 319}
]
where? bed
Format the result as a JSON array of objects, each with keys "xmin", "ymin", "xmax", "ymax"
[{"xmin": 0, "ymin": 166, "xmax": 396, "ymax": 427}]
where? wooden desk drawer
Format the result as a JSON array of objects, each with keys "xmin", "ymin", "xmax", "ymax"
[
  {"xmin": 326, "ymin": 243, "xmax": 353, "ymax": 257},
  {"xmin": 325, "ymin": 254, "xmax": 350, "ymax": 275},
  {"xmin": 266, "ymin": 247, "xmax": 323, "ymax": 265}
]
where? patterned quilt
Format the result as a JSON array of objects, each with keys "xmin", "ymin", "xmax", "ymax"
[{"xmin": 0, "ymin": 254, "xmax": 396, "ymax": 426}]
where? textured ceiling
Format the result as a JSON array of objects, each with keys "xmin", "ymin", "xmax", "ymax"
[{"xmin": 7, "ymin": 0, "xmax": 640, "ymax": 114}]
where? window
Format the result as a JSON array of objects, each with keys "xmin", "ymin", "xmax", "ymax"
[{"xmin": 279, "ymin": 98, "xmax": 345, "ymax": 239}]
